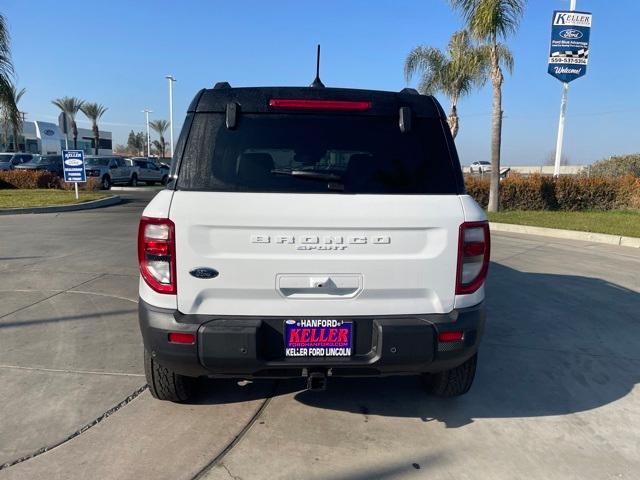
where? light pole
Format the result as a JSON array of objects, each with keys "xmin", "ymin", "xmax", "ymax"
[
  {"xmin": 142, "ymin": 109, "xmax": 153, "ymax": 158},
  {"xmin": 165, "ymin": 75, "xmax": 176, "ymax": 158}
]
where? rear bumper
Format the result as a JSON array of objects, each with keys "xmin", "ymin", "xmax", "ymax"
[{"xmin": 138, "ymin": 299, "xmax": 485, "ymax": 378}]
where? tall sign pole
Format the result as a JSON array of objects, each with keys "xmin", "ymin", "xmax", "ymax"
[
  {"xmin": 548, "ymin": 1, "xmax": 592, "ymax": 176},
  {"xmin": 142, "ymin": 109, "xmax": 153, "ymax": 158},
  {"xmin": 165, "ymin": 75, "xmax": 176, "ymax": 159}
]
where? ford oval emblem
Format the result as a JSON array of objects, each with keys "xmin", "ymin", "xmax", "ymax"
[
  {"xmin": 189, "ymin": 267, "xmax": 219, "ymax": 279},
  {"xmin": 64, "ymin": 158, "xmax": 83, "ymax": 167},
  {"xmin": 559, "ymin": 29, "xmax": 583, "ymax": 40},
  {"xmin": 44, "ymin": 129, "xmax": 55, "ymax": 136}
]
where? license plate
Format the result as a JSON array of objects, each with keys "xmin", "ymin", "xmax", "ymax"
[{"xmin": 284, "ymin": 320, "xmax": 353, "ymax": 357}]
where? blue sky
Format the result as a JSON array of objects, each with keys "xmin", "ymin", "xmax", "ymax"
[{"xmin": 3, "ymin": 0, "xmax": 638, "ymax": 165}]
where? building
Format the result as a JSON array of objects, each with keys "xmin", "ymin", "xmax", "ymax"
[{"xmin": 1, "ymin": 120, "xmax": 113, "ymax": 155}]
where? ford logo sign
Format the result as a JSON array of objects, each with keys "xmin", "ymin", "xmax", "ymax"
[
  {"xmin": 64, "ymin": 158, "xmax": 83, "ymax": 167},
  {"xmin": 189, "ymin": 267, "xmax": 219, "ymax": 279},
  {"xmin": 44, "ymin": 129, "xmax": 55, "ymax": 136},
  {"xmin": 559, "ymin": 29, "xmax": 583, "ymax": 40}
]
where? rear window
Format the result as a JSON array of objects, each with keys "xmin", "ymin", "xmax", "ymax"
[
  {"xmin": 177, "ymin": 113, "xmax": 459, "ymax": 194},
  {"xmin": 37, "ymin": 155, "xmax": 61, "ymax": 164},
  {"xmin": 86, "ymin": 158, "xmax": 109, "ymax": 166}
]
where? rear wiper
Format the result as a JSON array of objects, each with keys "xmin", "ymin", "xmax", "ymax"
[{"xmin": 271, "ymin": 169, "xmax": 342, "ymax": 182}]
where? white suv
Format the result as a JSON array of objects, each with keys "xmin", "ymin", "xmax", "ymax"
[{"xmin": 137, "ymin": 83, "xmax": 489, "ymax": 402}]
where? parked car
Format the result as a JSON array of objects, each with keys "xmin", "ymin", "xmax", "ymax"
[
  {"xmin": 0, "ymin": 152, "xmax": 37, "ymax": 171},
  {"xmin": 469, "ymin": 161, "xmax": 492, "ymax": 174},
  {"xmin": 159, "ymin": 162, "xmax": 170, "ymax": 177},
  {"xmin": 14, "ymin": 155, "xmax": 63, "ymax": 176},
  {"xmin": 125, "ymin": 158, "xmax": 168, "ymax": 185},
  {"xmin": 138, "ymin": 82, "xmax": 489, "ymax": 402},
  {"xmin": 85, "ymin": 156, "xmax": 135, "ymax": 190}
]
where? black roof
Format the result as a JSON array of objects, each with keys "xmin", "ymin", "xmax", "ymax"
[{"xmin": 188, "ymin": 85, "xmax": 445, "ymax": 118}]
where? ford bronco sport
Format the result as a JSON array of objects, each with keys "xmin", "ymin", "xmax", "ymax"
[{"xmin": 138, "ymin": 82, "xmax": 489, "ymax": 402}]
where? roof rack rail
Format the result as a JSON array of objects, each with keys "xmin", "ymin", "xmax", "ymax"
[
  {"xmin": 400, "ymin": 88, "xmax": 420, "ymax": 95},
  {"xmin": 213, "ymin": 82, "xmax": 231, "ymax": 89}
]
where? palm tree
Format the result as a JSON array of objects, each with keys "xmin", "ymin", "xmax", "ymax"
[
  {"xmin": 450, "ymin": 0, "xmax": 525, "ymax": 212},
  {"xmin": 404, "ymin": 30, "xmax": 488, "ymax": 139},
  {"xmin": 0, "ymin": 83, "xmax": 23, "ymax": 151},
  {"xmin": 0, "ymin": 13, "xmax": 18, "ymax": 151},
  {"xmin": 149, "ymin": 119, "xmax": 169, "ymax": 159},
  {"xmin": 5, "ymin": 84, "xmax": 25, "ymax": 151},
  {"xmin": 152, "ymin": 139, "xmax": 167, "ymax": 158},
  {"xmin": 80, "ymin": 102, "xmax": 108, "ymax": 154},
  {"xmin": 52, "ymin": 96, "xmax": 85, "ymax": 149},
  {"xmin": 0, "ymin": 13, "xmax": 12, "ymax": 96}
]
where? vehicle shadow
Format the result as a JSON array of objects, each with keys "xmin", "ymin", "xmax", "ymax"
[
  {"xmin": 190, "ymin": 377, "xmax": 303, "ymax": 406},
  {"xmin": 293, "ymin": 263, "xmax": 640, "ymax": 427}
]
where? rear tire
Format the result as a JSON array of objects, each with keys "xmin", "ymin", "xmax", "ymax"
[
  {"xmin": 101, "ymin": 175, "xmax": 111, "ymax": 190},
  {"xmin": 144, "ymin": 349, "xmax": 194, "ymax": 402},
  {"xmin": 423, "ymin": 353, "xmax": 477, "ymax": 397}
]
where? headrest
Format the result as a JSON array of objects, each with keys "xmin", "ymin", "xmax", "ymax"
[{"xmin": 236, "ymin": 152, "xmax": 275, "ymax": 181}]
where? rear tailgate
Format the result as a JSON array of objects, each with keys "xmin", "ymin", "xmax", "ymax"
[{"xmin": 171, "ymin": 192, "xmax": 463, "ymax": 316}]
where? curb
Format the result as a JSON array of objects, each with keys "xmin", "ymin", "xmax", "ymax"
[
  {"xmin": 0, "ymin": 195, "xmax": 121, "ymax": 215},
  {"xmin": 110, "ymin": 186, "xmax": 163, "ymax": 192},
  {"xmin": 490, "ymin": 222, "xmax": 640, "ymax": 249}
]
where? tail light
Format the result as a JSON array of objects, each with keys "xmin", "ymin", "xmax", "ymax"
[
  {"xmin": 456, "ymin": 221, "xmax": 490, "ymax": 295},
  {"xmin": 138, "ymin": 217, "xmax": 176, "ymax": 294}
]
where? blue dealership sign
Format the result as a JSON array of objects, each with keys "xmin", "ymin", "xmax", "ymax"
[
  {"xmin": 548, "ymin": 10, "xmax": 592, "ymax": 83},
  {"xmin": 62, "ymin": 150, "xmax": 86, "ymax": 183}
]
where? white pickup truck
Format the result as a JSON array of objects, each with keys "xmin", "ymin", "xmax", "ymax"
[
  {"xmin": 137, "ymin": 83, "xmax": 489, "ymax": 402},
  {"xmin": 126, "ymin": 158, "xmax": 169, "ymax": 186},
  {"xmin": 85, "ymin": 156, "xmax": 135, "ymax": 189}
]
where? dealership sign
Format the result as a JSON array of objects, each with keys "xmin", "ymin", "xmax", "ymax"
[
  {"xmin": 62, "ymin": 150, "xmax": 86, "ymax": 183},
  {"xmin": 548, "ymin": 10, "xmax": 592, "ymax": 83}
]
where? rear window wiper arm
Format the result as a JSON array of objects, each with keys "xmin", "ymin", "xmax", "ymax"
[{"xmin": 271, "ymin": 169, "xmax": 342, "ymax": 182}]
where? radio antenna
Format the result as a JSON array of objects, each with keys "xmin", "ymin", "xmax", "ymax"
[{"xmin": 310, "ymin": 44, "xmax": 325, "ymax": 88}]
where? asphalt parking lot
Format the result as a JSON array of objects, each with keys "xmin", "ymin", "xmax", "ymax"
[{"xmin": 0, "ymin": 191, "xmax": 639, "ymax": 480}]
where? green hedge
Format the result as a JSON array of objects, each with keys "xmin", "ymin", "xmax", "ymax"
[
  {"xmin": 0, "ymin": 171, "xmax": 101, "ymax": 191},
  {"xmin": 465, "ymin": 174, "xmax": 640, "ymax": 211}
]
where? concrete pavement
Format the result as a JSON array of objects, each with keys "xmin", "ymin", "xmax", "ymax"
[
  {"xmin": 0, "ymin": 193, "xmax": 150, "ymax": 466},
  {"xmin": 0, "ymin": 192, "xmax": 638, "ymax": 479},
  {"xmin": 200, "ymin": 233, "xmax": 640, "ymax": 480}
]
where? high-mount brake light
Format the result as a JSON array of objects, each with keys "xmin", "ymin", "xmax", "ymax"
[
  {"xmin": 268, "ymin": 99, "xmax": 372, "ymax": 111},
  {"xmin": 456, "ymin": 221, "xmax": 490, "ymax": 295},
  {"xmin": 138, "ymin": 217, "xmax": 176, "ymax": 294}
]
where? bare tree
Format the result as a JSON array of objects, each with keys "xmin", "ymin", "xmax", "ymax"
[{"xmin": 544, "ymin": 151, "xmax": 570, "ymax": 167}]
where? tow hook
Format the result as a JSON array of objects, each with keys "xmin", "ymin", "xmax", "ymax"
[{"xmin": 306, "ymin": 369, "xmax": 328, "ymax": 391}]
